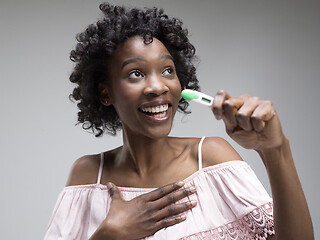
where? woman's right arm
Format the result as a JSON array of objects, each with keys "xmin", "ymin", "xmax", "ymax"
[{"xmin": 90, "ymin": 182, "xmax": 197, "ymax": 240}]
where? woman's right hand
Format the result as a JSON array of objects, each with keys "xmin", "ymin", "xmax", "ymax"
[{"xmin": 91, "ymin": 181, "xmax": 197, "ymax": 240}]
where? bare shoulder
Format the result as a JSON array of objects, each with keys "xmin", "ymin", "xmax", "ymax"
[
  {"xmin": 198, "ymin": 137, "xmax": 243, "ymax": 168},
  {"xmin": 66, "ymin": 154, "xmax": 101, "ymax": 186}
]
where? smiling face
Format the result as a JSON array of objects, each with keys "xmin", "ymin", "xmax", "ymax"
[{"xmin": 102, "ymin": 36, "xmax": 182, "ymax": 139}]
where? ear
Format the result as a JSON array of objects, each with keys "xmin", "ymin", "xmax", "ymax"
[{"xmin": 98, "ymin": 83, "xmax": 112, "ymax": 106}]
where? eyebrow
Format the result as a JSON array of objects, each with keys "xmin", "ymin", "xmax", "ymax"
[
  {"xmin": 159, "ymin": 54, "xmax": 174, "ymax": 61},
  {"xmin": 121, "ymin": 57, "xmax": 145, "ymax": 69},
  {"xmin": 121, "ymin": 54, "xmax": 174, "ymax": 69}
]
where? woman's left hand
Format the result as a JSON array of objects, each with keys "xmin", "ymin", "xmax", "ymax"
[{"xmin": 211, "ymin": 90, "xmax": 286, "ymax": 151}]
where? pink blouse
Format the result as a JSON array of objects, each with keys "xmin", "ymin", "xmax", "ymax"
[{"xmin": 45, "ymin": 137, "xmax": 274, "ymax": 239}]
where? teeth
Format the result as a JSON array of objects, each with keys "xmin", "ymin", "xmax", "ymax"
[
  {"xmin": 153, "ymin": 111, "xmax": 166, "ymax": 118},
  {"xmin": 140, "ymin": 104, "xmax": 169, "ymax": 113}
]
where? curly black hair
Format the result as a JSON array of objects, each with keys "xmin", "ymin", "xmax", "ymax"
[{"xmin": 69, "ymin": 3, "xmax": 200, "ymax": 136}]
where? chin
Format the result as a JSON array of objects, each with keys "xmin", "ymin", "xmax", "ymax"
[{"xmin": 146, "ymin": 127, "xmax": 172, "ymax": 140}]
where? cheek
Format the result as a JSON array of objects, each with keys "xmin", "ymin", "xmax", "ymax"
[
  {"xmin": 118, "ymin": 89, "xmax": 133, "ymax": 102},
  {"xmin": 113, "ymin": 82, "xmax": 140, "ymax": 106},
  {"xmin": 170, "ymin": 79, "xmax": 182, "ymax": 101}
]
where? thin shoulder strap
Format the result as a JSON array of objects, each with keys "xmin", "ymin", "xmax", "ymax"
[
  {"xmin": 198, "ymin": 136, "xmax": 206, "ymax": 170},
  {"xmin": 97, "ymin": 153, "xmax": 104, "ymax": 184}
]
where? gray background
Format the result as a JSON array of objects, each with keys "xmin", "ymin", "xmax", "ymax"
[{"xmin": 1, "ymin": 0, "xmax": 319, "ymax": 239}]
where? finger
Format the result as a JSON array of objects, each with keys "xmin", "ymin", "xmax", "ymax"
[
  {"xmin": 251, "ymin": 100, "xmax": 276, "ymax": 132},
  {"xmin": 212, "ymin": 90, "xmax": 232, "ymax": 120},
  {"xmin": 236, "ymin": 96, "xmax": 261, "ymax": 131},
  {"xmin": 222, "ymin": 97, "xmax": 245, "ymax": 130},
  {"xmin": 152, "ymin": 186, "xmax": 197, "ymax": 209},
  {"xmin": 154, "ymin": 214, "xmax": 187, "ymax": 231},
  {"xmin": 107, "ymin": 182, "xmax": 123, "ymax": 200},
  {"xmin": 153, "ymin": 200, "xmax": 197, "ymax": 221},
  {"xmin": 143, "ymin": 181, "xmax": 185, "ymax": 201}
]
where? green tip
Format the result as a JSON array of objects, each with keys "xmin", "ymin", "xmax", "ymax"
[{"xmin": 181, "ymin": 89, "xmax": 199, "ymax": 101}]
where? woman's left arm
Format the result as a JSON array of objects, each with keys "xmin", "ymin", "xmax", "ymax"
[{"xmin": 212, "ymin": 90, "xmax": 314, "ymax": 240}]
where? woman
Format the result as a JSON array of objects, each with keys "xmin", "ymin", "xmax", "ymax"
[{"xmin": 45, "ymin": 3, "xmax": 313, "ymax": 240}]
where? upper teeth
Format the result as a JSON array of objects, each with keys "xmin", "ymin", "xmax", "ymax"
[{"xmin": 140, "ymin": 104, "xmax": 169, "ymax": 113}]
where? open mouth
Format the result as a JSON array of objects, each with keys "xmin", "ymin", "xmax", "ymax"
[{"xmin": 138, "ymin": 103, "xmax": 171, "ymax": 120}]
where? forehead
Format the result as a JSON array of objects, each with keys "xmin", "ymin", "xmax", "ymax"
[{"xmin": 111, "ymin": 36, "xmax": 172, "ymax": 65}]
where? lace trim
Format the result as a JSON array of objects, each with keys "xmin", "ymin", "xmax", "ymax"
[{"xmin": 179, "ymin": 202, "xmax": 274, "ymax": 240}]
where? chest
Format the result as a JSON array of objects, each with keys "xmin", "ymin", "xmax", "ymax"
[{"xmin": 101, "ymin": 155, "xmax": 199, "ymax": 188}]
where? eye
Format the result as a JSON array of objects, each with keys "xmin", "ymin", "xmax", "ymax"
[
  {"xmin": 162, "ymin": 67, "xmax": 174, "ymax": 76},
  {"xmin": 128, "ymin": 70, "xmax": 144, "ymax": 79}
]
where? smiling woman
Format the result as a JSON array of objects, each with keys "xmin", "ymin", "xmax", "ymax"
[
  {"xmin": 44, "ymin": 2, "xmax": 314, "ymax": 240},
  {"xmin": 68, "ymin": 3, "xmax": 199, "ymax": 137},
  {"xmin": 101, "ymin": 37, "xmax": 182, "ymax": 138}
]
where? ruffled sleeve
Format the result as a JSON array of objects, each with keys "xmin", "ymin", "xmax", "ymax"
[
  {"xmin": 44, "ymin": 184, "xmax": 109, "ymax": 240},
  {"xmin": 175, "ymin": 160, "xmax": 275, "ymax": 240}
]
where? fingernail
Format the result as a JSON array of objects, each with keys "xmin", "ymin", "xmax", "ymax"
[
  {"xmin": 188, "ymin": 187, "xmax": 197, "ymax": 193},
  {"xmin": 180, "ymin": 214, "xmax": 187, "ymax": 220},
  {"xmin": 106, "ymin": 182, "xmax": 113, "ymax": 189},
  {"xmin": 215, "ymin": 114, "xmax": 222, "ymax": 120},
  {"xmin": 189, "ymin": 200, "xmax": 197, "ymax": 206},
  {"xmin": 176, "ymin": 181, "xmax": 185, "ymax": 187}
]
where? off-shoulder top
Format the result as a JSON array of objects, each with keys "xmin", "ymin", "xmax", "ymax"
[{"xmin": 44, "ymin": 137, "xmax": 275, "ymax": 239}]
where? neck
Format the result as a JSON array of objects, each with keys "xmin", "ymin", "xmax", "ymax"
[{"xmin": 119, "ymin": 129, "xmax": 174, "ymax": 177}]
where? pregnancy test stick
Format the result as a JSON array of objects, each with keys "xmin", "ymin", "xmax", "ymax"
[{"xmin": 181, "ymin": 89, "xmax": 214, "ymax": 107}]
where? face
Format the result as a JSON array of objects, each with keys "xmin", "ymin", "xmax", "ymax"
[{"xmin": 102, "ymin": 36, "xmax": 182, "ymax": 139}]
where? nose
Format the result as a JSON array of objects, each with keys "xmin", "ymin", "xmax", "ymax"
[{"xmin": 143, "ymin": 74, "xmax": 169, "ymax": 97}]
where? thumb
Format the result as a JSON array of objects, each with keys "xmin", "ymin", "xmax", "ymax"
[{"xmin": 107, "ymin": 182, "xmax": 123, "ymax": 200}]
